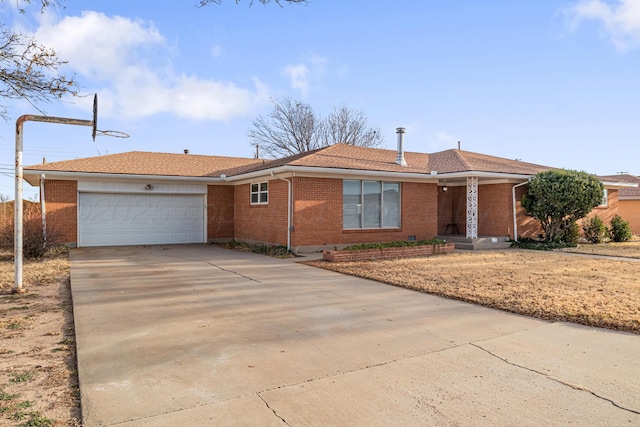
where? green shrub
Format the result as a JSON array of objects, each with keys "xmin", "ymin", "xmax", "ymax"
[
  {"xmin": 342, "ymin": 239, "xmax": 446, "ymax": 251},
  {"xmin": 559, "ymin": 221, "xmax": 581, "ymax": 245},
  {"xmin": 582, "ymin": 215, "xmax": 608, "ymax": 243},
  {"xmin": 610, "ymin": 215, "xmax": 632, "ymax": 242}
]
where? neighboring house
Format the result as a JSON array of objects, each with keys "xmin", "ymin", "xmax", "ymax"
[
  {"xmin": 22, "ymin": 132, "xmax": 636, "ymax": 252},
  {"xmin": 600, "ymin": 174, "xmax": 640, "ymax": 235}
]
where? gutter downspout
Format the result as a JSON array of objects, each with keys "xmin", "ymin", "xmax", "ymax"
[
  {"xmin": 512, "ymin": 180, "xmax": 530, "ymax": 242},
  {"xmin": 40, "ymin": 174, "xmax": 46, "ymax": 248}
]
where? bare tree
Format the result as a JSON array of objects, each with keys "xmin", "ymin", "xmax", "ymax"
[
  {"xmin": 321, "ymin": 105, "xmax": 383, "ymax": 148},
  {"xmin": 248, "ymin": 96, "xmax": 384, "ymax": 158},
  {"xmin": 248, "ymin": 97, "xmax": 319, "ymax": 158},
  {"xmin": 0, "ymin": 0, "xmax": 78, "ymax": 120}
]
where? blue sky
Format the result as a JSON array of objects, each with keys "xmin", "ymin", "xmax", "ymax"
[{"xmin": 1, "ymin": 0, "xmax": 639, "ymax": 199}]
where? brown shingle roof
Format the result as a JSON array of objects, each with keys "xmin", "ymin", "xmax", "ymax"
[
  {"xmin": 25, "ymin": 145, "xmax": 553, "ymax": 179},
  {"xmin": 26, "ymin": 151, "xmax": 262, "ymax": 177},
  {"xmin": 428, "ymin": 149, "xmax": 550, "ymax": 175},
  {"xmin": 218, "ymin": 144, "xmax": 551, "ymax": 177},
  {"xmin": 600, "ymin": 174, "xmax": 640, "ymax": 199}
]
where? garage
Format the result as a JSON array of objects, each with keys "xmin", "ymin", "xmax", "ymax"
[{"xmin": 78, "ymin": 193, "xmax": 205, "ymax": 247}]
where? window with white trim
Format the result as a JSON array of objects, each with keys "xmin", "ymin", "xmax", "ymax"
[
  {"xmin": 599, "ymin": 188, "xmax": 608, "ymax": 207},
  {"xmin": 343, "ymin": 180, "xmax": 400, "ymax": 229},
  {"xmin": 250, "ymin": 182, "xmax": 268, "ymax": 204}
]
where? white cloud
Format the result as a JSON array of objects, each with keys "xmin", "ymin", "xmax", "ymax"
[
  {"xmin": 282, "ymin": 63, "xmax": 310, "ymax": 97},
  {"xmin": 566, "ymin": 0, "xmax": 640, "ymax": 51},
  {"xmin": 210, "ymin": 44, "xmax": 223, "ymax": 58},
  {"xmin": 31, "ymin": 11, "xmax": 268, "ymax": 121},
  {"xmin": 282, "ymin": 54, "xmax": 331, "ymax": 97}
]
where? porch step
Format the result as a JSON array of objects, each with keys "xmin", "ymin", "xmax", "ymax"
[{"xmin": 437, "ymin": 235, "xmax": 512, "ymax": 251}]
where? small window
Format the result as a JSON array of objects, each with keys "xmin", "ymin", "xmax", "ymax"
[
  {"xmin": 250, "ymin": 182, "xmax": 268, "ymax": 205},
  {"xmin": 599, "ymin": 188, "xmax": 608, "ymax": 207}
]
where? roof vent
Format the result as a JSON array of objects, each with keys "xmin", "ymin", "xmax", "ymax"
[
  {"xmin": 395, "ymin": 127, "xmax": 407, "ymax": 167},
  {"xmin": 184, "ymin": 149, "xmax": 189, "ymax": 154}
]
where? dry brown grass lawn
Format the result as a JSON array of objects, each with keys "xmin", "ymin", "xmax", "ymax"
[
  {"xmin": 306, "ymin": 249, "xmax": 640, "ymax": 334},
  {"xmin": 0, "ymin": 247, "xmax": 79, "ymax": 426},
  {"xmin": 560, "ymin": 241, "xmax": 640, "ymax": 258}
]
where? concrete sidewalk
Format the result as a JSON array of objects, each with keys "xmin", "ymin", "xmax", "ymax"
[{"xmin": 70, "ymin": 245, "xmax": 640, "ymax": 426}]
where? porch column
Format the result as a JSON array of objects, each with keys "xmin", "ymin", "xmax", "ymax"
[{"xmin": 466, "ymin": 176, "xmax": 478, "ymax": 239}]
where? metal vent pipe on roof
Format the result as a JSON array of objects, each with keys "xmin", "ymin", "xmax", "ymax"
[
  {"xmin": 184, "ymin": 149, "xmax": 189, "ymax": 154},
  {"xmin": 395, "ymin": 127, "xmax": 408, "ymax": 167}
]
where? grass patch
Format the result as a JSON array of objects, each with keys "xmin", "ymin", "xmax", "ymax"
[
  {"xmin": 20, "ymin": 411, "xmax": 52, "ymax": 427},
  {"xmin": 0, "ymin": 393, "xmax": 19, "ymax": 401},
  {"xmin": 16, "ymin": 401, "xmax": 33, "ymax": 409},
  {"xmin": 7, "ymin": 321, "xmax": 23, "ymax": 330},
  {"xmin": 10, "ymin": 372, "xmax": 33, "ymax": 383}
]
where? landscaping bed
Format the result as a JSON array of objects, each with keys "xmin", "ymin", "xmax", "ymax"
[{"xmin": 323, "ymin": 240, "xmax": 454, "ymax": 262}]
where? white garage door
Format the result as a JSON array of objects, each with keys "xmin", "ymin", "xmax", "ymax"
[{"xmin": 78, "ymin": 193, "xmax": 205, "ymax": 247}]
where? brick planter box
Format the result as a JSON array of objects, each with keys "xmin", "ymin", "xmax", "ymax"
[{"xmin": 323, "ymin": 243, "xmax": 455, "ymax": 262}]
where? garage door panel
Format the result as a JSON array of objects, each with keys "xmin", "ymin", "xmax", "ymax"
[{"xmin": 79, "ymin": 193, "xmax": 205, "ymax": 247}]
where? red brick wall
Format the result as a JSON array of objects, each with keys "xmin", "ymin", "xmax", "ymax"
[
  {"xmin": 619, "ymin": 199, "xmax": 640, "ymax": 235},
  {"xmin": 290, "ymin": 177, "xmax": 438, "ymax": 250},
  {"xmin": 44, "ymin": 180, "xmax": 77, "ymax": 244},
  {"xmin": 207, "ymin": 185, "xmax": 234, "ymax": 240},
  {"xmin": 478, "ymin": 183, "xmax": 515, "ymax": 237},
  {"xmin": 234, "ymin": 179, "xmax": 289, "ymax": 246},
  {"xmin": 584, "ymin": 189, "xmax": 619, "ymax": 228}
]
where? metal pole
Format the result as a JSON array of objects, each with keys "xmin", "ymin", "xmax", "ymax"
[
  {"xmin": 14, "ymin": 118, "xmax": 25, "ymax": 293},
  {"xmin": 13, "ymin": 114, "xmax": 94, "ymax": 293}
]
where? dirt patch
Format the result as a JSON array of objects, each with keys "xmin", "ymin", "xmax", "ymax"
[
  {"xmin": 0, "ymin": 248, "xmax": 80, "ymax": 426},
  {"xmin": 305, "ymin": 249, "xmax": 640, "ymax": 334}
]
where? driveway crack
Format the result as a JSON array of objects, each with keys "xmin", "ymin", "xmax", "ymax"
[
  {"xmin": 257, "ymin": 393, "xmax": 291, "ymax": 425},
  {"xmin": 204, "ymin": 261, "xmax": 262, "ymax": 283},
  {"xmin": 471, "ymin": 343, "xmax": 640, "ymax": 416},
  {"xmin": 151, "ymin": 251, "xmax": 262, "ymax": 283}
]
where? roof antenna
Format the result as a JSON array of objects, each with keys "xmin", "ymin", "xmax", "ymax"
[{"xmin": 457, "ymin": 141, "xmax": 461, "ymax": 150}]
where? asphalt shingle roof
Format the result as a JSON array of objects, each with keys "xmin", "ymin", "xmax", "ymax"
[
  {"xmin": 215, "ymin": 144, "xmax": 552, "ymax": 177},
  {"xmin": 24, "ymin": 144, "xmax": 553, "ymax": 178},
  {"xmin": 26, "ymin": 151, "xmax": 263, "ymax": 177},
  {"xmin": 600, "ymin": 174, "xmax": 640, "ymax": 199}
]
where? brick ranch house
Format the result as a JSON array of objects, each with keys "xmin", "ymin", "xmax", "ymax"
[{"xmin": 22, "ymin": 131, "xmax": 636, "ymax": 252}]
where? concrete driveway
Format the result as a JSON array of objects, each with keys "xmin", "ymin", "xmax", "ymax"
[{"xmin": 70, "ymin": 245, "xmax": 640, "ymax": 426}]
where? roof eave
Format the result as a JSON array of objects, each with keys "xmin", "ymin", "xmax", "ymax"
[
  {"xmin": 601, "ymin": 181, "xmax": 639, "ymax": 189},
  {"xmin": 225, "ymin": 165, "xmax": 538, "ymax": 181},
  {"xmin": 23, "ymin": 170, "xmax": 225, "ymax": 186}
]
